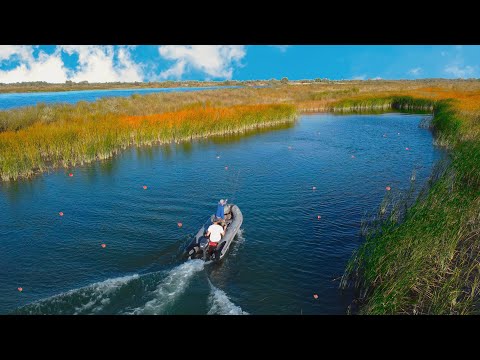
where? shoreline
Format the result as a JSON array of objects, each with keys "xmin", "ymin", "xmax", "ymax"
[
  {"xmin": 1, "ymin": 78, "xmax": 477, "ymax": 95},
  {"xmin": 338, "ymin": 98, "xmax": 480, "ymax": 314},
  {"xmin": 0, "ymin": 82, "xmax": 247, "ymax": 94},
  {"xmin": 19, "ymin": 118, "xmax": 297, "ymax": 183}
]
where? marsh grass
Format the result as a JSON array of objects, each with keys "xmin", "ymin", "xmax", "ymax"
[
  {"xmin": 330, "ymin": 96, "xmax": 435, "ymax": 113},
  {"xmin": 340, "ymin": 98, "xmax": 480, "ymax": 314},
  {"xmin": 0, "ymin": 104, "xmax": 296, "ymax": 181}
]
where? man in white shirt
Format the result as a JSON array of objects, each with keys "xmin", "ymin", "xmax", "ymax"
[{"xmin": 205, "ymin": 221, "xmax": 225, "ymax": 243}]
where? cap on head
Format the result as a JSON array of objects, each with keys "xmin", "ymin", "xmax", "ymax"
[{"xmin": 219, "ymin": 199, "xmax": 225, "ymax": 205}]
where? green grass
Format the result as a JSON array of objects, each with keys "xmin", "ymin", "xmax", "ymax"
[
  {"xmin": 340, "ymin": 98, "xmax": 480, "ymax": 314},
  {"xmin": 330, "ymin": 96, "xmax": 435, "ymax": 112}
]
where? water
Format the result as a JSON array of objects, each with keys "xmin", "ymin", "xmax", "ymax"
[
  {"xmin": 0, "ymin": 113, "xmax": 445, "ymax": 314},
  {"xmin": 0, "ymin": 86, "xmax": 240, "ymax": 110}
]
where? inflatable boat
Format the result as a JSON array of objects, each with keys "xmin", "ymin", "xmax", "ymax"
[{"xmin": 185, "ymin": 204, "xmax": 243, "ymax": 262}]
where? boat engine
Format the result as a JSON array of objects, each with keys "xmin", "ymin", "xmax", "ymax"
[{"xmin": 199, "ymin": 237, "xmax": 209, "ymax": 252}]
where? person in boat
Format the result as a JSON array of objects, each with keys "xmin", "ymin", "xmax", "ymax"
[
  {"xmin": 215, "ymin": 199, "xmax": 228, "ymax": 230},
  {"xmin": 205, "ymin": 220, "xmax": 225, "ymax": 244}
]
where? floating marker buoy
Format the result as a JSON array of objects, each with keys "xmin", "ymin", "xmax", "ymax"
[
  {"xmin": 386, "ymin": 186, "xmax": 391, "ymax": 191},
  {"xmin": 397, "ymin": 132, "xmax": 400, "ymax": 135},
  {"xmin": 216, "ymin": 156, "xmax": 220, "ymax": 159},
  {"xmin": 383, "ymin": 134, "xmax": 387, "ymax": 138},
  {"xmin": 69, "ymin": 173, "xmax": 73, "ymax": 177},
  {"xmin": 288, "ymin": 146, "xmax": 292, "ymax": 150},
  {"xmin": 143, "ymin": 185, "xmax": 147, "ymax": 190},
  {"xmin": 18, "ymin": 287, "xmax": 23, "ymax": 292},
  {"xmin": 177, "ymin": 222, "xmax": 183, "ymax": 228},
  {"xmin": 351, "ymin": 155, "xmax": 355, "ymax": 159},
  {"xmin": 405, "ymin": 147, "xmax": 410, "ymax": 151},
  {"xmin": 59, "ymin": 212, "xmax": 64, "ymax": 217},
  {"xmin": 313, "ymin": 294, "xmax": 318, "ymax": 299},
  {"xmin": 101, "ymin": 244, "xmax": 106, "ymax": 248},
  {"xmin": 225, "ymin": 166, "xmax": 228, "ymax": 170},
  {"xmin": 317, "ymin": 215, "xmax": 321, "ymax": 219},
  {"xmin": 312, "ymin": 186, "xmax": 316, "ymax": 190}
]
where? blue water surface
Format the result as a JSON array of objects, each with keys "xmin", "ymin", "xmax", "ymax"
[{"xmin": 0, "ymin": 113, "xmax": 445, "ymax": 314}]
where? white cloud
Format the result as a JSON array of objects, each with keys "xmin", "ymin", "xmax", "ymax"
[
  {"xmin": 0, "ymin": 45, "xmax": 35, "ymax": 62},
  {"xmin": 444, "ymin": 64, "xmax": 475, "ymax": 78},
  {"xmin": 0, "ymin": 46, "xmax": 68, "ymax": 83},
  {"xmin": 158, "ymin": 45, "xmax": 246, "ymax": 79},
  {"xmin": 60, "ymin": 45, "xmax": 143, "ymax": 82},
  {"xmin": 371, "ymin": 77, "xmax": 383, "ymax": 80},
  {"xmin": 158, "ymin": 60, "xmax": 186, "ymax": 79},
  {"xmin": 270, "ymin": 45, "xmax": 290, "ymax": 53},
  {"xmin": 352, "ymin": 74, "xmax": 366, "ymax": 80},
  {"xmin": 408, "ymin": 67, "xmax": 422, "ymax": 76},
  {"xmin": 0, "ymin": 45, "xmax": 144, "ymax": 83}
]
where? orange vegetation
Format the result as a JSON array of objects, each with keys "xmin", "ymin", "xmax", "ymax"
[{"xmin": 0, "ymin": 104, "xmax": 296, "ymax": 181}]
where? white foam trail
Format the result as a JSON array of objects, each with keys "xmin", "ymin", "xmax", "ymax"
[
  {"xmin": 72, "ymin": 275, "xmax": 139, "ymax": 314},
  {"xmin": 131, "ymin": 259, "xmax": 205, "ymax": 315},
  {"xmin": 208, "ymin": 284, "xmax": 248, "ymax": 315},
  {"xmin": 21, "ymin": 274, "xmax": 139, "ymax": 315}
]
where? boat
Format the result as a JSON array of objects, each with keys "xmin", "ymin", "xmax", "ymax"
[{"xmin": 185, "ymin": 203, "xmax": 243, "ymax": 262}]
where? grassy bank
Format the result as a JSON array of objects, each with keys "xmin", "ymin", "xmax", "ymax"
[
  {"xmin": 338, "ymin": 94, "xmax": 480, "ymax": 314},
  {"xmin": 0, "ymin": 104, "xmax": 296, "ymax": 181}
]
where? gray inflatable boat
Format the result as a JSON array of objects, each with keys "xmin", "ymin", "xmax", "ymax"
[{"xmin": 185, "ymin": 204, "xmax": 243, "ymax": 262}]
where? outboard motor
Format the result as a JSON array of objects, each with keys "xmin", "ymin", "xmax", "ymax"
[{"xmin": 199, "ymin": 237, "xmax": 209, "ymax": 251}]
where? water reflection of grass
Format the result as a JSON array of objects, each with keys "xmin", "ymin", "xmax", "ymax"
[{"xmin": 198, "ymin": 120, "xmax": 295, "ymax": 147}]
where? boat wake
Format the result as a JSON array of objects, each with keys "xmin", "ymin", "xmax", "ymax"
[
  {"xmin": 14, "ymin": 258, "xmax": 246, "ymax": 315},
  {"xmin": 128, "ymin": 259, "xmax": 205, "ymax": 314},
  {"xmin": 15, "ymin": 274, "xmax": 140, "ymax": 315},
  {"xmin": 207, "ymin": 281, "xmax": 248, "ymax": 315}
]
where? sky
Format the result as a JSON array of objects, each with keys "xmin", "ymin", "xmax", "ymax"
[{"xmin": 0, "ymin": 45, "xmax": 479, "ymax": 83}]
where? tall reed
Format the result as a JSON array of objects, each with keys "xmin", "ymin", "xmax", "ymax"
[
  {"xmin": 0, "ymin": 104, "xmax": 296, "ymax": 181},
  {"xmin": 340, "ymin": 98, "xmax": 480, "ymax": 314}
]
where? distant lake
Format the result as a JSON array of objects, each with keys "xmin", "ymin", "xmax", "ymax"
[
  {"xmin": 0, "ymin": 86, "xmax": 241, "ymax": 110},
  {"xmin": 0, "ymin": 113, "xmax": 445, "ymax": 314}
]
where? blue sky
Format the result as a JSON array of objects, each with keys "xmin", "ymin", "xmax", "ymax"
[{"xmin": 0, "ymin": 45, "xmax": 479, "ymax": 83}]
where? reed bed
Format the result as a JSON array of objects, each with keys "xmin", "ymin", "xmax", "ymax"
[
  {"xmin": 337, "ymin": 94, "xmax": 480, "ymax": 314},
  {"xmin": 3, "ymin": 79, "xmax": 480, "ymax": 132},
  {"xmin": 0, "ymin": 104, "xmax": 296, "ymax": 181}
]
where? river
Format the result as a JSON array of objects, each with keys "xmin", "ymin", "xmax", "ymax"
[{"xmin": 0, "ymin": 113, "xmax": 445, "ymax": 314}]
